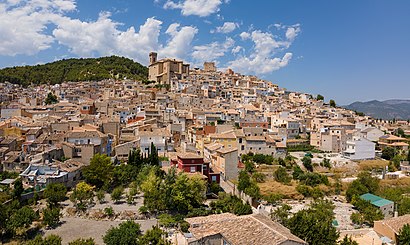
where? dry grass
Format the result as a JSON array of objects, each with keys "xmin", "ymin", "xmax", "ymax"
[
  {"xmin": 258, "ymin": 180, "xmax": 302, "ymax": 199},
  {"xmin": 332, "ymin": 167, "xmax": 357, "ymax": 177},
  {"xmin": 358, "ymin": 159, "xmax": 389, "ymax": 171},
  {"xmin": 380, "ymin": 177, "xmax": 410, "ymax": 188},
  {"xmin": 256, "ymin": 164, "xmax": 279, "ymax": 173}
]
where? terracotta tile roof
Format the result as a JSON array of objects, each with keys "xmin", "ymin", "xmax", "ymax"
[
  {"xmin": 375, "ymin": 214, "xmax": 410, "ymax": 234},
  {"xmin": 216, "ymin": 147, "xmax": 238, "ymax": 154},
  {"xmin": 186, "ymin": 213, "xmax": 307, "ymax": 245},
  {"xmin": 177, "ymin": 152, "xmax": 203, "ymax": 159}
]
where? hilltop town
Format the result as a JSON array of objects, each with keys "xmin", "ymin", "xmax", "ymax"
[{"xmin": 0, "ymin": 53, "xmax": 409, "ymax": 245}]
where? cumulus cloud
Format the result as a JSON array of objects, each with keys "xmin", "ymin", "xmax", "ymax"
[
  {"xmin": 211, "ymin": 21, "xmax": 238, "ymax": 33},
  {"xmin": 0, "ymin": 0, "xmax": 200, "ymax": 65},
  {"xmin": 192, "ymin": 37, "xmax": 234, "ymax": 64},
  {"xmin": 0, "ymin": 0, "xmax": 76, "ymax": 56},
  {"xmin": 0, "ymin": 0, "xmax": 300, "ymax": 75},
  {"xmin": 231, "ymin": 45, "xmax": 243, "ymax": 54},
  {"xmin": 239, "ymin": 32, "xmax": 250, "ymax": 40},
  {"xmin": 160, "ymin": 23, "xmax": 198, "ymax": 59},
  {"xmin": 227, "ymin": 27, "xmax": 299, "ymax": 74},
  {"xmin": 163, "ymin": 0, "xmax": 223, "ymax": 17},
  {"xmin": 285, "ymin": 24, "xmax": 301, "ymax": 41}
]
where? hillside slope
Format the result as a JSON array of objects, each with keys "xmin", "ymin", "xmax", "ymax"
[
  {"xmin": 0, "ymin": 56, "xmax": 148, "ymax": 86},
  {"xmin": 345, "ymin": 100, "xmax": 410, "ymax": 119}
]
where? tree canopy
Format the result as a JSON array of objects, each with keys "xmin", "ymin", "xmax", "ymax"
[
  {"xmin": 0, "ymin": 56, "xmax": 148, "ymax": 86},
  {"xmin": 287, "ymin": 199, "xmax": 339, "ymax": 245},
  {"xmin": 398, "ymin": 224, "xmax": 410, "ymax": 245},
  {"xmin": 82, "ymin": 154, "xmax": 114, "ymax": 189},
  {"xmin": 103, "ymin": 221, "xmax": 142, "ymax": 245},
  {"xmin": 44, "ymin": 183, "xmax": 67, "ymax": 207}
]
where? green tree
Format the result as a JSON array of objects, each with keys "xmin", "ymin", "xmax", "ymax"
[
  {"xmin": 346, "ymin": 172, "xmax": 379, "ymax": 202},
  {"xmin": 210, "ymin": 193, "xmax": 252, "ymax": 215},
  {"xmin": 82, "ymin": 154, "xmax": 114, "ymax": 189},
  {"xmin": 381, "ymin": 147, "xmax": 396, "ymax": 160},
  {"xmin": 302, "ymin": 156, "xmax": 313, "ymax": 172},
  {"xmin": 317, "ymin": 94, "xmax": 324, "ymax": 101},
  {"xmin": 244, "ymin": 160, "xmax": 256, "ymax": 173},
  {"xmin": 43, "ymin": 207, "xmax": 61, "ymax": 228},
  {"xmin": 339, "ymin": 235, "xmax": 358, "ymax": 245},
  {"xmin": 329, "ymin": 99, "xmax": 336, "ymax": 107},
  {"xmin": 274, "ymin": 167, "xmax": 291, "ymax": 184},
  {"xmin": 45, "ymin": 92, "xmax": 58, "ymax": 105},
  {"xmin": 170, "ymin": 174, "xmax": 206, "ymax": 213},
  {"xmin": 399, "ymin": 197, "xmax": 410, "ymax": 215},
  {"xmin": 12, "ymin": 178, "xmax": 24, "ymax": 199},
  {"xmin": 7, "ymin": 206, "xmax": 39, "ymax": 236},
  {"xmin": 397, "ymin": 128, "xmax": 405, "ymax": 138},
  {"xmin": 96, "ymin": 189, "xmax": 106, "ymax": 204},
  {"xmin": 292, "ymin": 165, "xmax": 304, "ymax": 180},
  {"xmin": 398, "ymin": 224, "xmax": 410, "ymax": 245},
  {"xmin": 287, "ymin": 199, "xmax": 339, "ymax": 245},
  {"xmin": 148, "ymin": 142, "xmax": 159, "ymax": 166},
  {"xmin": 140, "ymin": 169, "xmax": 167, "ymax": 212},
  {"xmin": 103, "ymin": 221, "xmax": 142, "ymax": 245},
  {"xmin": 44, "ymin": 183, "xmax": 67, "ymax": 207},
  {"xmin": 271, "ymin": 204, "xmax": 291, "ymax": 226},
  {"xmin": 350, "ymin": 212, "xmax": 365, "ymax": 226},
  {"xmin": 27, "ymin": 234, "xmax": 62, "ymax": 245},
  {"xmin": 68, "ymin": 238, "xmax": 96, "ymax": 245},
  {"xmin": 321, "ymin": 158, "xmax": 331, "ymax": 168},
  {"xmin": 238, "ymin": 170, "xmax": 251, "ymax": 192},
  {"xmin": 139, "ymin": 226, "xmax": 170, "ymax": 245},
  {"xmin": 111, "ymin": 186, "xmax": 124, "ymax": 204},
  {"xmin": 351, "ymin": 196, "xmax": 384, "ymax": 225},
  {"xmin": 70, "ymin": 182, "xmax": 94, "ymax": 211},
  {"xmin": 104, "ymin": 206, "xmax": 114, "ymax": 217},
  {"xmin": 252, "ymin": 172, "xmax": 266, "ymax": 183}
]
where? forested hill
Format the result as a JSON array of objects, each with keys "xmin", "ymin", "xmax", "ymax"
[{"xmin": 0, "ymin": 56, "xmax": 148, "ymax": 86}]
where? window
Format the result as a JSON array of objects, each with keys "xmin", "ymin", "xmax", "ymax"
[
  {"xmin": 203, "ymin": 165, "xmax": 207, "ymax": 171},
  {"xmin": 190, "ymin": 166, "xmax": 196, "ymax": 173},
  {"xmin": 212, "ymin": 176, "xmax": 217, "ymax": 182}
]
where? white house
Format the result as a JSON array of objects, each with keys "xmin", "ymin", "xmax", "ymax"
[
  {"xmin": 360, "ymin": 127, "xmax": 385, "ymax": 142},
  {"xmin": 343, "ymin": 137, "xmax": 375, "ymax": 160}
]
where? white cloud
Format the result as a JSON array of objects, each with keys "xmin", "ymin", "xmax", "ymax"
[
  {"xmin": 192, "ymin": 37, "xmax": 234, "ymax": 64},
  {"xmin": 0, "ymin": 0, "xmax": 76, "ymax": 56},
  {"xmin": 0, "ymin": 0, "xmax": 300, "ymax": 76},
  {"xmin": 239, "ymin": 32, "xmax": 250, "ymax": 40},
  {"xmin": 0, "ymin": 0, "xmax": 200, "ymax": 65},
  {"xmin": 160, "ymin": 23, "xmax": 198, "ymax": 59},
  {"xmin": 211, "ymin": 21, "xmax": 238, "ymax": 33},
  {"xmin": 227, "ymin": 27, "xmax": 299, "ymax": 74},
  {"xmin": 285, "ymin": 24, "xmax": 301, "ymax": 41},
  {"xmin": 53, "ymin": 14, "xmax": 165, "ymax": 64},
  {"xmin": 231, "ymin": 45, "xmax": 243, "ymax": 54},
  {"xmin": 163, "ymin": 0, "xmax": 223, "ymax": 17}
]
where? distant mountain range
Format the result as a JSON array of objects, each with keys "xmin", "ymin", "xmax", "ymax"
[
  {"xmin": 345, "ymin": 99, "xmax": 410, "ymax": 119},
  {"xmin": 0, "ymin": 56, "xmax": 148, "ymax": 86}
]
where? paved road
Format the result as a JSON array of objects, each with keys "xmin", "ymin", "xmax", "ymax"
[{"xmin": 219, "ymin": 177, "xmax": 235, "ymax": 194}]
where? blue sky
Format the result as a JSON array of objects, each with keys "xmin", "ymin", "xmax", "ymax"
[{"xmin": 0, "ymin": 0, "xmax": 409, "ymax": 104}]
